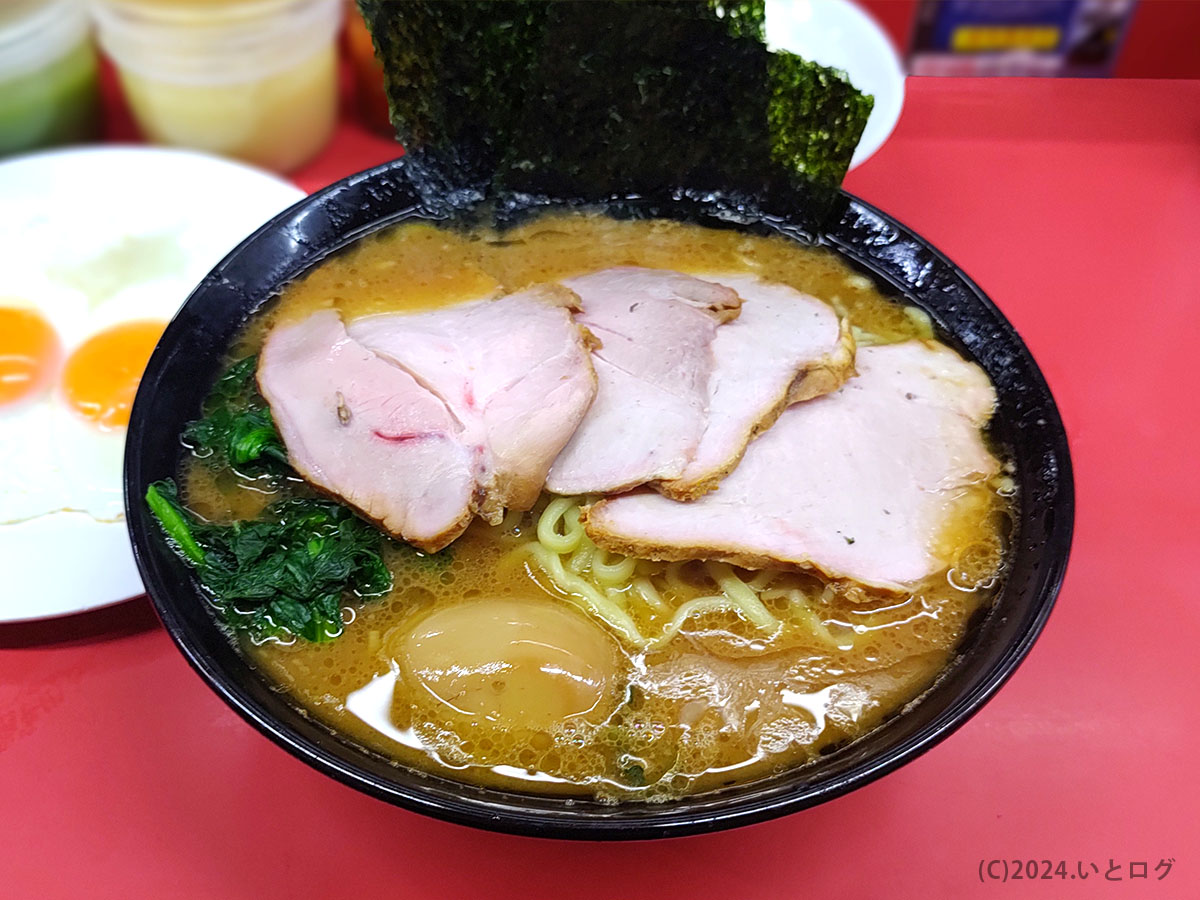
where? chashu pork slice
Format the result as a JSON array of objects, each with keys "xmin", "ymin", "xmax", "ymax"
[
  {"xmin": 583, "ymin": 341, "xmax": 1000, "ymax": 590},
  {"xmin": 656, "ymin": 274, "xmax": 855, "ymax": 500},
  {"xmin": 347, "ymin": 284, "xmax": 598, "ymax": 522},
  {"xmin": 545, "ymin": 267, "xmax": 741, "ymax": 495},
  {"xmin": 258, "ymin": 309, "xmax": 475, "ymax": 551}
]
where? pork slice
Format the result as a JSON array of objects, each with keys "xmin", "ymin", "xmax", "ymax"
[
  {"xmin": 656, "ymin": 274, "xmax": 855, "ymax": 500},
  {"xmin": 545, "ymin": 267, "xmax": 741, "ymax": 495},
  {"xmin": 347, "ymin": 284, "xmax": 597, "ymax": 521},
  {"xmin": 583, "ymin": 341, "xmax": 999, "ymax": 590},
  {"xmin": 258, "ymin": 310, "xmax": 474, "ymax": 552}
]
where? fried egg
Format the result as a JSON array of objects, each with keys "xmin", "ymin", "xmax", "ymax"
[
  {"xmin": 0, "ymin": 306, "xmax": 60, "ymax": 407},
  {"xmin": 0, "ymin": 191, "xmax": 242, "ymax": 526},
  {"xmin": 0, "ymin": 276, "xmax": 167, "ymax": 525},
  {"xmin": 0, "ymin": 146, "xmax": 306, "ymax": 621}
]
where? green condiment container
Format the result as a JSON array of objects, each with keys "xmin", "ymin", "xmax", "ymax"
[{"xmin": 0, "ymin": 0, "xmax": 101, "ymax": 157}]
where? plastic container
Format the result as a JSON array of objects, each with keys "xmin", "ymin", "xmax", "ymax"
[
  {"xmin": 92, "ymin": 0, "xmax": 341, "ymax": 173},
  {"xmin": 0, "ymin": 0, "xmax": 101, "ymax": 157}
]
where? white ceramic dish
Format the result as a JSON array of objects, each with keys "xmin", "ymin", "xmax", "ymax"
[{"xmin": 0, "ymin": 146, "xmax": 304, "ymax": 623}]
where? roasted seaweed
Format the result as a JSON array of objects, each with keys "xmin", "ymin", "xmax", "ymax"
[
  {"xmin": 356, "ymin": 0, "xmax": 873, "ymax": 205},
  {"xmin": 767, "ymin": 53, "xmax": 876, "ymax": 187},
  {"xmin": 359, "ymin": 0, "xmax": 550, "ymax": 187}
]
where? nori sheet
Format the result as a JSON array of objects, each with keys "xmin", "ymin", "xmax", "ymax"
[{"xmin": 356, "ymin": 0, "xmax": 873, "ymax": 214}]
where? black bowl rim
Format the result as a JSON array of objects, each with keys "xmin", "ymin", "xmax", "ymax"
[{"xmin": 125, "ymin": 158, "xmax": 1074, "ymax": 840}]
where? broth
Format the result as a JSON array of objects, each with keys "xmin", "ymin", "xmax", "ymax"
[{"xmin": 182, "ymin": 214, "xmax": 1012, "ymax": 801}]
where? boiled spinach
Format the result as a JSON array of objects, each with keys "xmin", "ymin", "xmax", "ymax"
[{"xmin": 145, "ymin": 480, "xmax": 393, "ymax": 643}]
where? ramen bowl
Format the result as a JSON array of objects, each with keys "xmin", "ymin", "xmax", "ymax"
[{"xmin": 125, "ymin": 158, "xmax": 1073, "ymax": 839}]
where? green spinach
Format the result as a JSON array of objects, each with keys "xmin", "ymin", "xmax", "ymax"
[
  {"xmin": 183, "ymin": 356, "xmax": 290, "ymax": 479},
  {"xmin": 146, "ymin": 479, "xmax": 393, "ymax": 642}
]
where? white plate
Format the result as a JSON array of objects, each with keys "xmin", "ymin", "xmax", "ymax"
[
  {"xmin": 765, "ymin": 0, "xmax": 906, "ymax": 169},
  {"xmin": 0, "ymin": 146, "xmax": 305, "ymax": 623}
]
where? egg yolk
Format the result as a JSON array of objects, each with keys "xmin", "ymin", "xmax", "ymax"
[
  {"xmin": 0, "ymin": 307, "xmax": 61, "ymax": 407},
  {"xmin": 61, "ymin": 319, "xmax": 165, "ymax": 430}
]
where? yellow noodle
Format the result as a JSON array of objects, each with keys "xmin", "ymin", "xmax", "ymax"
[
  {"xmin": 591, "ymin": 549, "xmax": 637, "ymax": 585},
  {"xmin": 784, "ymin": 589, "xmax": 846, "ymax": 649},
  {"xmin": 664, "ymin": 561, "xmax": 693, "ymax": 596},
  {"xmin": 746, "ymin": 570, "xmax": 778, "ymax": 592},
  {"xmin": 649, "ymin": 596, "xmax": 739, "ymax": 648},
  {"xmin": 528, "ymin": 499, "xmax": 856, "ymax": 650},
  {"xmin": 632, "ymin": 577, "xmax": 669, "ymax": 614},
  {"xmin": 527, "ymin": 543, "xmax": 647, "ymax": 646},
  {"xmin": 567, "ymin": 543, "xmax": 594, "ymax": 574},
  {"xmin": 760, "ymin": 585, "xmax": 848, "ymax": 649},
  {"xmin": 708, "ymin": 563, "xmax": 779, "ymax": 632},
  {"xmin": 537, "ymin": 496, "xmax": 584, "ymax": 553},
  {"xmin": 605, "ymin": 587, "xmax": 629, "ymax": 611}
]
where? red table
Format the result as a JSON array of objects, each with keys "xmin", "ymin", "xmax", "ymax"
[{"xmin": 3, "ymin": 76, "xmax": 1197, "ymax": 899}]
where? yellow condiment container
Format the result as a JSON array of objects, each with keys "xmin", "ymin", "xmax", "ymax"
[{"xmin": 92, "ymin": 0, "xmax": 341, "ymax": 172}]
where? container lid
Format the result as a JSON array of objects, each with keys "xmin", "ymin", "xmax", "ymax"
[
  {"xmin": 95, "ymin": 0, "xmax": 308, "ymax": 26},
  {"xmin": 0, "ymin": 0, "xmax": 91, "ymax": 80},
  {"xmin": 92, "ymin": 0, "xmax": 342, "ymax": 85}
]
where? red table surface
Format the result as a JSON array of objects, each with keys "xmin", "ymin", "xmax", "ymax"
[{"xmin": 2, "ymin": 76, "xmax": 1198, "ymax": 899}]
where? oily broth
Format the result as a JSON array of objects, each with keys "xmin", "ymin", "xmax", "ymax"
[
  {"xmin": 235, "ymin": 215, "xmax": 929, "ymax": 350},
  {"xmin": 182, "ymin": 214, "xmax": 1011, "ymax": 800},
  {"xmin": 231, "ymin": 511, "xmax": 995, "ymax": 800}
]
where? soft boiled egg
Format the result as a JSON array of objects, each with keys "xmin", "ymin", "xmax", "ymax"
[{"xmin": 396, "ymin": 597, "xmax": 623, "ymax": 729}]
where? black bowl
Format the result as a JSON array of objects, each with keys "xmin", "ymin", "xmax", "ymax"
[{"xmin": 125, "ymin": 158, "xmax": 1073, "ymax": 840}]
